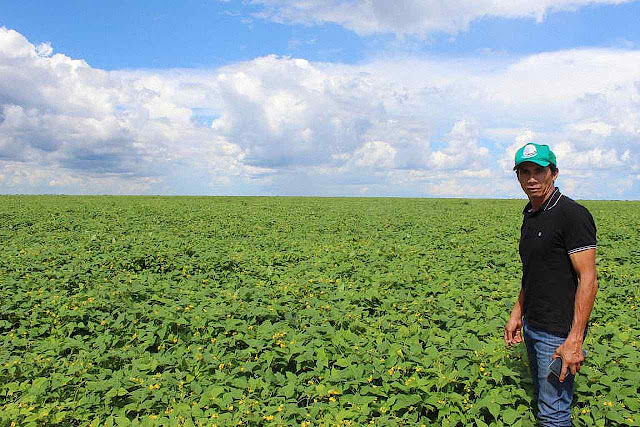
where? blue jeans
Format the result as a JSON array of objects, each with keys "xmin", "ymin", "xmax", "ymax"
[{"xmin": 522, "ymin": 318, "xmax": 574, "ymax": 426}]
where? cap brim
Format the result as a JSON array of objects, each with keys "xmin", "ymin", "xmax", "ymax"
[{"xmin": 513, "ymin": 159, "xmax": 551, "ymax": 170}]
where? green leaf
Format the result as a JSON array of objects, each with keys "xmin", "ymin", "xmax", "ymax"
[
  {"xmin": 488, "ymin": 402, "xmax": 501, "ymax": 419},
  {"xmin": 502, "ymin": 407, "xmax": 519, "ymax": 424},
  {"xmin": 316, "ymin": 348, "xmax": 328, "ymax": 369},
  {"xmin": 605, "ymin": 410, "xmax": 626, "ymax": 424},
  {"xmin": 281, "ymin": 382, "xmax": 295, "ymax": 398},
  {"xmin": 392, "ymin": 394, "xmax": 421, "ymax": 411}
]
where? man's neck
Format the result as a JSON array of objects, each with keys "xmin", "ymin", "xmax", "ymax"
[{"xmin": 529, "ymin": 187, "xmax": 556, "ymax": 212}]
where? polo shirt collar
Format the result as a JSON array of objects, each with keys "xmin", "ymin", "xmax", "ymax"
[{"xmin": 523, "ymin": 187, "xmax": 562, "ymax": 215}]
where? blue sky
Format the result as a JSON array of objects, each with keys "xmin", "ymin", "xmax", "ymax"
[
  {"xmin": 6, "ymin": 1, "xmax": 640, "ymax": 68},
  {"xmin": 1, "ymin": 0, "xmax": 640, "ymax": 198}
]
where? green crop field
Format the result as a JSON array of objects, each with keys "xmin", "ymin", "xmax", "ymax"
[{"xmin": 1, "ymin": 196, "xmax": 638, "ymax": 426}]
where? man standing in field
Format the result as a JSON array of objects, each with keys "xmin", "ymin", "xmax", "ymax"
[{"xmin": 504, "ymin": 143, "xmax": 598, "ymax": 426}]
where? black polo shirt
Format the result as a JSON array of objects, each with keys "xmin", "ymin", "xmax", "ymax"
[{"xmin": 519, "ymin": 188, "xmax": 597, "ymax": 335}]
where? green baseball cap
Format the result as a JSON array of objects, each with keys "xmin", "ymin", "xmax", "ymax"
[{"xmin": 513, "ymin": 143, "xmax": 557, "ymax": 170}]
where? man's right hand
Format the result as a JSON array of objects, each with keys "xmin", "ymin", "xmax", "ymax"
[{"xmin": 504, "ymin": 315, "xmax": 523, "ymax": 347}]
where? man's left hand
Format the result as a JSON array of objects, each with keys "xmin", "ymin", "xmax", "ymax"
[{"xmin": 552, "ymin": 338, "xmax": 585, "ymax": 382}]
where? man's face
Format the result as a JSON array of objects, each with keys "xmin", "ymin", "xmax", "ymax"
[{"xmin": 516, "ymin": 162, "xmax": 558, "ymax": 199}]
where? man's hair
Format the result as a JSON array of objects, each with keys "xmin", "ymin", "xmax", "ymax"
[{"xmin": 515, "ymin": 163, "xmax": 558, "ymax": 175}]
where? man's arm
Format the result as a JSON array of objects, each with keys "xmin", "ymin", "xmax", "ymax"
[
  {"xmin": 553, "ymin": 248, "xmax": 598, "ymax": 382},
  {"xmin": 504, "ymin": 287, "xmax": 525, "ymax": 346}
]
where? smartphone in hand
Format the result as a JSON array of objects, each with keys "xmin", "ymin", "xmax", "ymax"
[
  {"xmin": 548, "ymin": 357, "xmax": 563, "ymax": 380},
  {"xmin": 548, "ymin": 350, "xmax": 587, "ymax": 380}
]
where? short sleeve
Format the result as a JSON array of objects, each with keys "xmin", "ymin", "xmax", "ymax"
[{"xmin": 562, "ymin": 204, "xmax": 597, "ymax": 255}]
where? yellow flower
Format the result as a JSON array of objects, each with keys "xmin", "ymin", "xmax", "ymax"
[{"xmin": 263, "ymin": 415, "xmax": 274, "ymax": 421}]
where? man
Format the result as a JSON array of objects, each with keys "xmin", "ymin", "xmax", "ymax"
[{"xmin": 504, "ymin": 143, "xmax": 598, "ymax": 426}]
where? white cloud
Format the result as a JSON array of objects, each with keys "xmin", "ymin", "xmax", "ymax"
[
  {"xmin": 459, "ymin": 169, "xmax": 491, "ymax": 178},
  {"xmin": 353, "ymin": 141, "xmax": 397, "ymax": 168},
  {"xmin": 570, "ymin": 121, "xmax": 614, "ymax": 137},
  {"xmin": 429, "ymin": 120, "xmax": 490, "ymax": 170},
  {"xmin": 209, "ymin": 55, "xmax": 394, "ymax": 168},
  {"xmin": 426, "ymin": 177, "xmax": 516, "ymax": 198},
  {"xmin": 1, "ymin": 27, "xmax": 640, "ymax": 198},
  {"xmin": 554, "ymin": 141, "xmax": 632, "ymax": 170},
  {"xmin": 251, "ymin": 0, "xmax": 636, "ymax": 36},
  {"xmin": 0, "ymin": 27, "xmax": 251, "ymax": 193},
  {"xmin": 0, "ymin": 161, "xmax": 161, "ymax": 194},
  {"xmin": 35, "ymin": 42, "xmax": 53, "ymax": 57}
]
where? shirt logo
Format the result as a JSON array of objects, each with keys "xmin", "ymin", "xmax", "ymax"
[
  {"xmin": 523, "ymin": 144, "xmax": 537, "ymax": 158},
  {"xmin": 537, "ymin": 231, "xmax": 542, "ymax": 237}
]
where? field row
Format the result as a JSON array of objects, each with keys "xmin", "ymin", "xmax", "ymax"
[{"xmin": 1, "ymin": 196, "xmax": 639, "ymax": 426}]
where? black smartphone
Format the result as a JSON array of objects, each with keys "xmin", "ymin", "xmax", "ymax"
[
  {"xmin": 548, "ymin": 350, "xmax": 587, "ymax": 380},
  {"xmin": 548, "ymin": 357, "xmax": 563, "ymax": 380}
]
